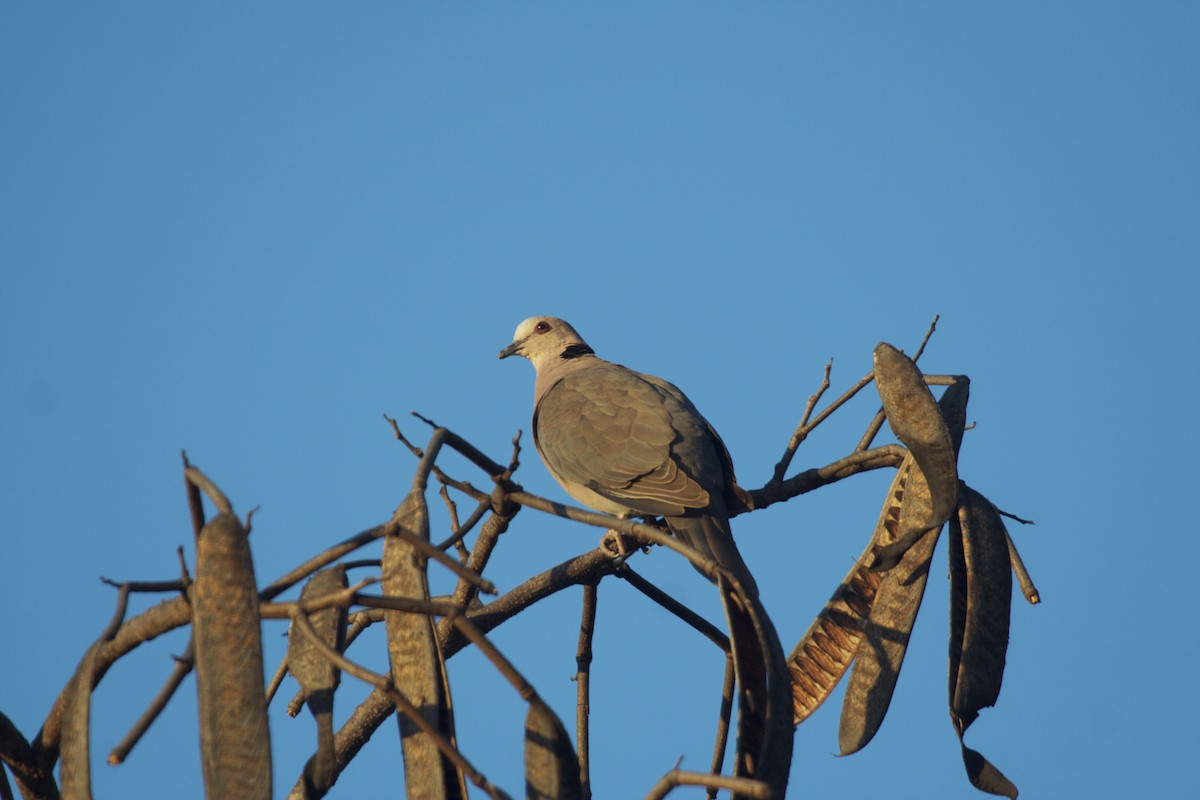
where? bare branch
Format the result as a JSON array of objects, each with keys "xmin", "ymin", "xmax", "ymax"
[
  {"xmin": 748, "ymin": 445, "xmax": 907, "ymax": 512},
  {"xmin": 1006, "ymin": 531, "xmax": 1041, "ymax": 605},
  {"xmin": 287, "ymin": 611, "xmax": 511, "ymax": 800},
  {"xmin": 109, "ymin": 638, "xmax": 195, "ymax": 765},
  {"xmin": 617, "ymin": 567, "xmax": 729, "ymax": 652},
  {"xmin": 575, "ymin": 583, "xmax": 598, "ymax": 800},
  {"xmin": 707, "ymin": 657, "xmax": 737, "ymax": 799},
  {"xmin": 771, "ymin": 368, "xmax": 877, "ymax": 485},
  {"xmin": 259, "ymin": 525, "xmax": 386, "ymax": 602},
  {"xmin": 769, "ymin": 358, "xmax": 832, "ymax": 484},
  {"xmin": 644, "ymin": 769, "xmax": 773, "ymax": 800}
]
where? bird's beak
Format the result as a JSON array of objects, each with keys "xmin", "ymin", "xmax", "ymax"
[{"xmin": 498, "ymin": 340, "xmax": 524, "ymax": 360}]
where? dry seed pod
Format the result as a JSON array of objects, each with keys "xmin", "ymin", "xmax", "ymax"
[
  {"xmin": 950, "ymin": 484, "xmax": 1013, "ymax": 732},
  {"xmin": 838, "ymin": 378, "xmax": 970, "ymax": 752},
  {"xmin": 948, "ymin": 503, "xmax": 1018, "ymax": 798},
  {"xmin": 192, "ymin": 512, "xmax": 272, "ymax": 800},
  {"xmin": 383, "ymin": 489, "xmax": 467, "ymax": 800},
  {"xmin": 838, "ymin": 465, "xmax": 942, "ymax": 755},
  {"xmin": 786, "ymin": 467, "xmax": 904, "ymax": 725},
  {"xmin": 288, "ymin": 564, "xmax": 349, "ymax": 796},
  {"xmin": 960, "ymin": 741, "xmax": 1019, "ymax": 799},
  {"xmin": 524, "ymin": 697, "xmax": 582, "ymax": 800},
  {"xmin": 874, "ymin": 342, "xmax": 958, "ymax": 536}
]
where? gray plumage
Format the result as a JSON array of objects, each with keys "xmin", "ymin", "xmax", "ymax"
[
  {"xmin": 499, "ymin": 316, "xmax": 754, "ymax": 590},
  {"xmin": 501, "ymin": 316, "xmax": 793, "ymax": 793}
]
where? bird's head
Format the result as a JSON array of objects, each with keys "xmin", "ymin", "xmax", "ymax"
[{"xmin": 498, "ymin": 316, "xmax": 595, "ymax": 370}]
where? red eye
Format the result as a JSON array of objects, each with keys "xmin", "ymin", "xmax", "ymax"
[{"xmin": 534, "ymin": 321, "xmax": 551, "ymax": 334}]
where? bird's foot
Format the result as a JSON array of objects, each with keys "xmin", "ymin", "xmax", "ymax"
[{"xmin": 600, "ymin": 529, "xmax": 638, "ymax": 562}]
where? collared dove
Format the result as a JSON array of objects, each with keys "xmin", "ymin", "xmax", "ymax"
[
  {"xmin": 500, "ymin": 316, "xmax": 792, "ymax": 793},
  {"xmin": 497, "ymin": 315, "xmax": 756, "ymax": 590}
]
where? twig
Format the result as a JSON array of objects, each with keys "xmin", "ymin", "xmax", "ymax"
[
  {"xmin": 258, "ymin": 525, "xmax": 386, "ymax": 602},
  {"xmin": 34, "ymin": 595, "xmax": 194, "ymax": 769},
  {"xmin": 181, "ymin": 451, "xmax": 206, "ymax": 538},
  {"xmin": 439, "ymin": 486, "xmax": 520, "ymax": 632},
  {"xmin": 771, "ymin": 368, "xmax": 876, "ymax": 485},
  {"xmin": 707, "ymin": 658, "xmax": 737, "ymax": 799},
  {"xmin": 575, "ymin": 583, "xmax": 598, "ymax": 800},
  {"xmin": 265, "ymin": 648, "xmax": 290, "ymax": 707},
  {"xmin": 769, "ymin": 358, "xmax": 833, "ymax": 484},
  {"xmin": 505, "ymin": 491, "xmax": 717, "ymax": 578},
  {"xmin": 288, "ymin": 611, "xmax": 512, "ymax": 800},
  {"xmin": 911, "ymin": 313, "xmax": 940, "ymax": 362},
  {"xmin": 259, "ymin": 578, "xmax": 379, "ymax": 620},
  {"xmin": 387, "ymin": 521, "xmax": 497, "ymax": 595},
  {"xmin": 100, "ymin": 578, "xmax": 186, "ymax": 594},
  {"xmin": 410, "ymin": 427, "xmax": 446, "ymax": 491},
  {"xmin": 351, "ymin": 593, "xmax": 465, "ymax": 619},
  {"xmin": 617, "ymin": 567, "xmax": 730, "ymax": 652},
  {"xmin": 439, "ymin": 483, "xmax": 461, "ymax": 535},
  {"xmin": 384, "ymin": 413, "xmax": 422, "ymax": 456},
  {"xmin": 442, "ymin": 548, "xmax": 618, "ymax": 655},
  {"xmin": 108, "ymin": 639, "xmax": 195, "ymax": 765},
  {"xmin": 998, "ymin": 508, "xmax": 1036, "ymax": 526},
  {"xmin": 447, "ymin": 615, "xmax": 537, "ymax": 701},
  {"xmin": 410, "ymin": 414, "xmax": 509, "ymax": 478},
  {"xmin": 643, "ymin": 769, "xmax": 773, "ymax": 800},
  {"xmin": 856, "ymin": 316, "xmax": 941, "ymax": 451},
  {"xmin": 505, "ymin": 430, "xmax": 522, "ymax": 477},
  {"xmin": 748, "ymin": 445, "xmax": 908, "ymax": 512},
  {"xmin": 435, "ymin": 497, "xmax": 491, "ymax": 552},
  {"xmin": 1005, "ymin": 531, "xmax": 1041, "ymax": 605}
]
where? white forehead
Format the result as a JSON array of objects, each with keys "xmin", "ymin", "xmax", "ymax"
[
  {"xmin": 512, "ymin": 316, "xmax": 577, "ymax": 340},
  {"xmin": 512, "ymin": 317, "xmax": 542, "ymax": 340}
]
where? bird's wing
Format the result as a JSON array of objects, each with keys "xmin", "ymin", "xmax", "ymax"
[{"xmin": 533, "ymin": 360, "xmax": 718, "ymax": 518}]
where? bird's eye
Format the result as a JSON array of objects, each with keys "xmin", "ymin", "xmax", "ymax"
[{"xmin": 534, "ymin": 321, "xmax": 551, "ymax": 334}]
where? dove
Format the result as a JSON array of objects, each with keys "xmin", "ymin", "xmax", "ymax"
[
  {"xmin": 497, "ymin": 315, "xmax": 756, "ymax": 589},
  {"xmin": 499, "ymin": 315, "xmax": 791, "ymax": 793}
]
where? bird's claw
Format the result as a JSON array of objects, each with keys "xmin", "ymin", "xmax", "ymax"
[{"xmin": 600, "ymin": 529, "xmax": 637, "ymax": 562}]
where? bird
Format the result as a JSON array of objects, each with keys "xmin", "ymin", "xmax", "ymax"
[
  {"xmin": 497, "ymin": 315, "xmax": 756, "ymax": 589},
  {"xmin": 499, "ymin": 315, "xmax": 791, "ymax": 792}
]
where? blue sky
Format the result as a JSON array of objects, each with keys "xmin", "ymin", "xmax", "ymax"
[{"xmin": 2, "ymin": 4, "xmax": 1196, "ymax": 799}]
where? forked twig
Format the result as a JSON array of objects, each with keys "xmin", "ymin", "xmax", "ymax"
[
  {"xmin": 109, "ymin": 639, "xmax": 195, "ymax": 765},
  {"xmin": 288, "ymin": 610, "xmax": 511, "ymax": 800},
  {"xmin": 771, "ymin": 367, "xmax": 876, "ymax": 484},
  {"xmin": 644, "ymin": 769, "xmax": 772, "ymax": 800}
]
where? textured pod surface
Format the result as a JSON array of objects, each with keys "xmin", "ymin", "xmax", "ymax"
[
  {"xmin": 951, "ymin": 484, "xmax": 1012, "ymax": 731},
  {"xmin": 192, "ymin": 512, "xmax": 271, "ymax": 800},
  {"xmin": 524, "ymin": 697, "xmax": 582, "ymax": 800},
  {"xmin": 949, "ymin": 506, "xmax": 1017, "ymax": 798},
  {"xmin": 837, "ymin": 379, "xmax": 970, "ymax": 752},
  {"xmin": 384, "ymin": 489, "xmax": 466, "ymax": 800},
  {"xmin": 787, "ymin": 465, "xmax": 903, "ymax": 725},
  {"xmin": 839, "ymin": 459, "xmax": 942, "ymax": 755},
  {"xmin": 288, "ymin": 564, "xmax": 349, "ymax": 796},
  {"xmin": 874, "ymin": 342, "xmax": 958, "ymax": 535}
]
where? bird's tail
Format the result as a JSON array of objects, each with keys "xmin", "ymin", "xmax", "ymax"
[
  {"xmin": 668, "ymin": 505, "xmax": 759, "ymax": 596},
  {"xmin": 666, "ymin": 510, "xmax": 790, "ymax": 796}
]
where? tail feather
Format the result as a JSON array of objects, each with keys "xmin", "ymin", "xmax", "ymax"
[
  {"xmin": 666, "ymin": 508, "xmax": 789, "ymax": 796},
  {"xmin": 667, "ymin": 499, "xmax": 759, "ymax": 595}
]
